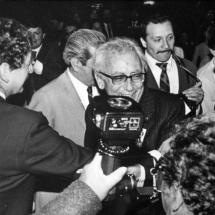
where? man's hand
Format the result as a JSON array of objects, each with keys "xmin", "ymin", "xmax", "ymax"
[
  {"xmin": 182, "ymin": 82, "xmax": 204, "ymax": 104},
  {"xmin": 79, "ymin": 153, "xmax": 127, "ymax": 201},
  {"xmin": 158, "ymin": 136, "xmax": 175, "ymax": 155},
  {"xmin": 126, "ymin": 165, "xmax": 141, "ymax": 180}
]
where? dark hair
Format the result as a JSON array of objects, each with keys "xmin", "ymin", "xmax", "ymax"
[
  {"xmin": 0, "ymin": 17, "xmax": 31, "ymax": 70},
  {"xmin": 24, "ymin": 16, "xmax": 47, "ymax": 33},
  {"xmin": 162, "ymin": 113, "xmax": 215, "ymax": 215},
  {"xmin": 206, "ymin": 24, "xmax": 215, "ymax": 50},
  {"xmin": 141, "ymin": 13, "xmax": 173, "ymax": 40}
]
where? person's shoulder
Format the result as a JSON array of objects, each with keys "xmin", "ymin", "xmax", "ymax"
[
  {"xmin": 179, "ymin": 57, "xmax": 198, "ymax": 72},
  {"xmin": 147, "ymin": 88, "xmax": 182, "ymax": 104},
  {"xmin": 36, "ymin": 72, "xmax": 66, "ymax": 93},
  {"xmin": 198, "ymin": 59, "xmax": 215, "ymax": 79},
  {"xmin": 9, "ymin": 103, "xmax": 43, "ymax": 122},
  {"xmin": 195, "ymin": 42, "xmax": 205, "ymax": 49}
]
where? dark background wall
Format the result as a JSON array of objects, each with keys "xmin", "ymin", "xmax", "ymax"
[{"xmin": 0, "ymin": 1, "xmax": 214, "ymax": 45}]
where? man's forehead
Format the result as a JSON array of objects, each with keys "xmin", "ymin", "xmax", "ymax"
[
  {"xmin": 107, "ymin": 52, "xmax": 141, "ymax": 71},
  {"xmin": 28, "ymin": 27, "xmax": 42, "ymax": 33},
  {"xmin": 146, "ymin": 21, "xmax": 173, "ymax": 37}
]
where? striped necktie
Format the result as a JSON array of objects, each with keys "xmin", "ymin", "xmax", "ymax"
[
  {"xmin": 87, "ymin": 86, "xmax": 93, "ymax": 104},
  {"xmin": 156, "ymin": 63, "xmax": 170, "ymax": 93}
]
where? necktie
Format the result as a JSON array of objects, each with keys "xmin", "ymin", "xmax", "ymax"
[
  {"xmin": 156, "ymin": 63, "xmax": 170, "ymax": 93},
  {"xmin": 87, "ymin": 86, "xmax": 93, "ymax": 104},
  {"xmin": 32, "ymin": 51, "xmax": 37, "ymax": 62},
  {"xmin": 107, "ymin": 23, "xmax": 112, "ymax": 38}
]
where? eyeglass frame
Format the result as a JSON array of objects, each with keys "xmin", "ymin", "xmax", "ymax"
[{"xmin": 95, "ymin": 70, "xmax": 145, "ymax": 85}]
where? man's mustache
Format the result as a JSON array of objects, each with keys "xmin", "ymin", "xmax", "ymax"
[{"xmin": 157, "ymin": 49, "xmax": 171, "ymax": 54}]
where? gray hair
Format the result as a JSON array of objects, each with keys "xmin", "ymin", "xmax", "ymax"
[
  {"xmin": 63, "ymin": 29, "xmax": 106, "ymax": 66},
  {"xmin": 93, "ymin": 37, "xmax": 148, "ymax": 74}
]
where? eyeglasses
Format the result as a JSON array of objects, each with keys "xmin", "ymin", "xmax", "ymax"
[{"xmin": 97, "ymin": 71, "xmax": 145, "ymax": 85}]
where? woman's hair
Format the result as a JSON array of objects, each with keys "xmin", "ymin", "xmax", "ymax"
[
  {"xmin": 0, "ymin": 17, "xmax": 31, "ymax": 70},
  {"xmin": 161, "ymin": 113, "xmax": 215, "ymax": 215}
]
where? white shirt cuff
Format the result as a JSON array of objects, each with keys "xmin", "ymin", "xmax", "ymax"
[
  {"xmin": 184, "ymin": 102, "xmax": 191, "ymax": 115},
  {"xmin": 137, "ymin": 150, "xmax": 162, "ymax": 187},
  {"xmin": 137, "ymin": 164, "xmax": 145, "ymax": 187},
  {"xmin": 148, "ymin": 150, "xmax": 162, "ymax": 161},
  {"xmin": 34, "ymin": 60, "xmax": 43, "ymax": 75}
]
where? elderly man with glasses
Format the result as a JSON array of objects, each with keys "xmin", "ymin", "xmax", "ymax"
[
  {"xmin": 85, "ymin": 37, "xmax": 185, "ymax": 152},
  {"xmin": 84, "ymin": 37, "xmax": 186, "ymax": 215}
]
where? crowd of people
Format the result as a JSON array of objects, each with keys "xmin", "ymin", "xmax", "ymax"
[{"xmin": 0, "ymin": 1, "xmax": 215, "ymax": 215}]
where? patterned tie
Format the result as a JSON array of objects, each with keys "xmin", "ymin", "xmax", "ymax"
[
  {"xmin": 156, "ymin": 63, "xmax": 170, "ymax": 93},
  {"xmin": 32, "ymin": 51, "xmax": 37, "ymax": 62},
  {"xmin": 87, "ymin": 86, "xmax": 93, "ymax": 104}
]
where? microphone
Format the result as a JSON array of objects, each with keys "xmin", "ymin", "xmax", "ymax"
[{"xmin": 171, "ymin": 53, "xmax": 201, "ymax": 83}]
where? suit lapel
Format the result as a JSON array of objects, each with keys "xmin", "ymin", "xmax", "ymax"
[
  {"xmin": 36, "ymin": 43, "xmax": 49, "ymax": 62},
  {"xmin": 146, "ymin": 58, "xmax": 191, "ymax": 94},
  {"xmin": 176, "ymin": 60, "xmax": 189, "ymax": 93},
  {"xmin": 139, "ymin": 87, "xmax": 156, "ymax": 149},
  {"xmin": 58, "ymin": 72, "xmax": 86, "ymax": 129},
  {"xmin": 145, "ymin": 66, "xmax": 160, "ymax": 90}
]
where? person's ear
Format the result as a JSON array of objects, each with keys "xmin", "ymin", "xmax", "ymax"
[
  {"xmin": 140, "ymin": 37, "xmax": 147, "ymax": 48},
  {"xmin": 94, "ymin": 72, "xmax": 105, "ymax": 90},
  {"xmin": 0, "ymin": 63, "xmax": 11, "ymax": 83},
  {"xmin": 172, "ymin": 183, "xmax": 184, "ymax": 212},
  {"xmin": 43, "ymin": 33, "xmax": 46, "ymax": 39},
  {"xmin": 71, "ymin": 58, "xmax": 82, "ymax": 71}
]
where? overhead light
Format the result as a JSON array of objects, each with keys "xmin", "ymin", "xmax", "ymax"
[{"xmin": 143, "ymin": 1, "xmax": 155, "ymax": 5}]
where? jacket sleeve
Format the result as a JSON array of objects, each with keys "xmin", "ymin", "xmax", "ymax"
[
  {"xmin": 28, "ymin": 90, "xmax": 54, "ymax": 128},
  {"xmin": 158, "ymin": 96, "xmax": 185, "ymax": 147},
  {"xmin": 84, "ymin": 104, "xmax": 99, "ymax": 149},
  {"xmin": 36, "ymin": 180, "xmax": 102, "ymax": 215},
  {"xmin": 22, "ymin": 112, "xmax": 94, "ymax": 179}
]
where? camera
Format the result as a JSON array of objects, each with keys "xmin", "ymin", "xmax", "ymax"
[{"xmin": 90, "ymin": 95, "xmax": 158, "ymax": 203}]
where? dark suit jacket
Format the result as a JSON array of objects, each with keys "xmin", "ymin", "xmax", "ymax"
[
  {"xmin": 84, "ymin": 87, "xmax": 185, "ymax": 185},
  {"xmin": 84, "ymin": 87, "xmax": 185, "ymax": 152},
  {"xmin": 84, "ymin": 88, "xmax": 185, "ymax": 215},
  {"xmin": 33, "ymin": 41, "xmax": 66, "ymax": 91},
  {"xmin": 0, "ymin": 96, "xmax": 94, "ymax": 215},
  {"xmin": 145, "ymin": 57, "xmax": 197, "ymax": 93}
]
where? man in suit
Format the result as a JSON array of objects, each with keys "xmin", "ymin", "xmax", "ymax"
[
  {"xmin": 6, "ymin": 17, "xmax": 66, "ymax": 106},
  {"xmin": 0, "ymin": 17, "xmax": 94, "ymax": 215},
  {"xmin": 28, "ymin": 29, "xmax": 106, "ymax": 211},
  {"xmin": 102, "ymin": 8, "xmax": 114, "ymax": 39},
  {"xmin": 85, "ymin": 37, "xmax": 186, "ymax": 214},
  {"xmin": 140, "ymin": 13, "xmax": 204, "ymax": 116},
  {"xmin": 26, "ymin": 17, "xmax": 66, "ymax": 92}
]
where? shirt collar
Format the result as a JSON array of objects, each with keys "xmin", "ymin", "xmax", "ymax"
[
  {"xmin": 0, "ymin": 91, "xmax": 6, "ymax": 100},
  {"xmin": 66, "ymin": 68, "xmax": 99, "ymax": 109},
  {"xmin": 67, "ymin": 68, "xmax": 88, "ymax": 91},
  {"xmin": 32, "ymin": 44, "xmax": 42, "ymax": 57}
]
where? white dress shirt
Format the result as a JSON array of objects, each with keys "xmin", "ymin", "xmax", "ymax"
[
  {"xmin": 145, "ymin": 51, "xmax": 191, "ymax": 114},
  {"xmin": 67, "ymin": 68, "xmax": 99, "ymax": 109},
  {"xmin": 145, "ymin": 51, "xmax": 179, "ymax": 94},
  {"xmin": 32, "ymin": 45, "xmax": 43, "ymax": 75},
  {"xmin": 0, "ymin": 92, "xmax": 6, "ymax": 100},
  {"xmin": 197, "ymin": 57, "xmax": 215, "ymax": 114}
]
